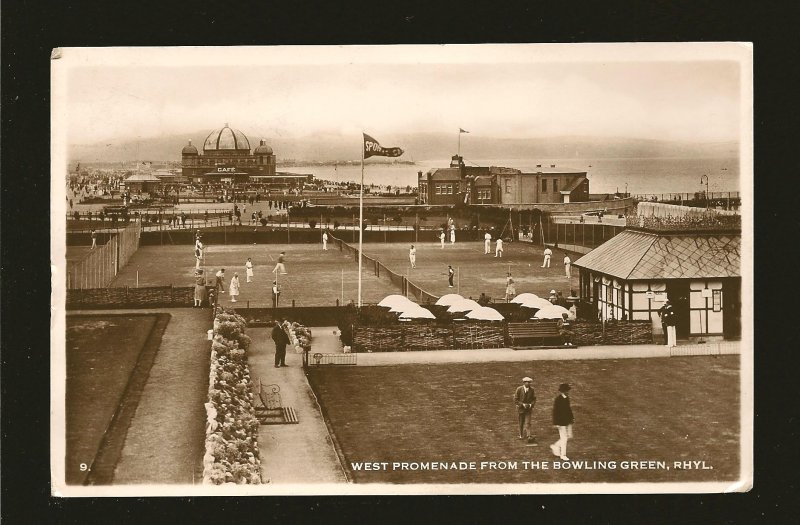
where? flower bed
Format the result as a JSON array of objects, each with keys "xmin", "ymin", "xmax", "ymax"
[
  {"xmin": 284, "ymin": 320, "xmax": 312, "ymax": 354},
  {"xmin": 202, "ymin": 308, "xmax": 262, "ymax": 485}
]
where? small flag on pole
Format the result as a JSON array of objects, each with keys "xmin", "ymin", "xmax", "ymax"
[
  {"xmin": 363, "ymin": 133, "xmax": 404, "ymax": 159},
  {"xmin": 459, "ymin": 128, "xmax": 469, "ymax": 133}
]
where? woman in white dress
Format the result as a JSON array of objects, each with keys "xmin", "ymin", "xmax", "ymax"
[
  {"xmin": 229, "ymin": 273, "xmax": 240, "ymax": 302},
  {"xmin": 245, "ymin": 257, "xmax": 254, "ymax": 282}
]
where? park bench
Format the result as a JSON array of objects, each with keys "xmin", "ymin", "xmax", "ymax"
[
  {"xmin": 507, "ymin": 320, "xmax": 563, "ymax": 347},
  {"xmin": 253, "ymin": 381, "xmax": 298, "ymax": 425}
]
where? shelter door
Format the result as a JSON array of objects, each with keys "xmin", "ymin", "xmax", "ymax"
[
  {"xmin": 723, "ymin": 279, "xmax": 741, "ymax": 339},
  {"xmin": 667, "ymin": 281, "xmax": 690, "ymax": 339}
]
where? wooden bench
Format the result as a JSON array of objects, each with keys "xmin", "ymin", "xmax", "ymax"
[
  {"xmin": 507, "ymin": 320, "xmax": 563, "ymax": 346},
  {"xmin": 253, "ymin": 381, "xmax": 298, "ymax": 425}
]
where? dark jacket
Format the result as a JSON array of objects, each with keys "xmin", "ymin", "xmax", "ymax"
[
  {"xmin": 514, "ymin": 386, "xmax": 537, "ymax": 413},
  {"xmin": 552, "ymin": 394, "xmax": 574, "ymax": 426},
  {"xmin": 658, "ymin": 303, "xmax": 677, "ymax": 327},
  {"xmin": 271, "ymin": 325, "xmax": 289, "ymax": 346}
]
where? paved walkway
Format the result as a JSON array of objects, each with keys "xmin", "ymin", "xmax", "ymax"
[
  {"xmin": 348, "ymin": 340, "xmax": 741, "ymax": 367},
  {"xmin": 247, "ymin": 326, "xmax": 348, "ymax": 484},
  {"xmin": 74, "ymin": 308, "xmax": 212, "ymax": 484}
]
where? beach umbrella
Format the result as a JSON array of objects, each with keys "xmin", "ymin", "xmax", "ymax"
[
  {"xmin": 510, "ymin": 293, "xmax": 540, "ymax": 304},
  {"xmin": 519, "ymin": 297, "xmax": 554, "ymax": 310},
  {"xmin": 533, "ymin": 305, "xmax": 569, "ymax": 319},
  {"xmin": 446, "ymin": 298, "xmax": 481, "ymax": 313},
  {"xmin": 465, "ymin": 307, "xmax": 505, "ymax": 321},
  {"xmin": 378, "ymin": 294, "xmax": 415, "ymax": 308},
  {"xmin": 435, "ymin": 293, "xmax": 464, "ymax": 306},
  {"xmin": 388, "ymin": 301, "xmax": 419, "ymax": 313},
  {"xmin": 398, "ymin": 306, "xmax": 436, "ymax": 319}
]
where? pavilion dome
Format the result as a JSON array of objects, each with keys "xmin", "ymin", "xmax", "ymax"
[
  {"xmin": 203, "ymin": 123, "xmax": 251, "ymax": 152},
  {"xmin": 181, "ymin": 139, "xmax": 198, "ymax": 155},
  {"xmin": 254, "ymin": 139, "xmax": 273, "ymax": 155}
]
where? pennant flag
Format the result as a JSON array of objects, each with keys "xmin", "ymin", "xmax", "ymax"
[
  {"xmin": 459, "ymin": 128, "xmax": 469, "ymax": 133},
  {"xmin": 363, "ymin": 133, "xmax": 404, "ymax": 159}
]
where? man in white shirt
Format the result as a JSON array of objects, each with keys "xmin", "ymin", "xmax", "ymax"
[
  {"xmin": 484, "ymin": 231, "xmax": 492, "ymax": 254},
  {"xmin": 564, "ymin": 254, "xmax": 572, "ymax": 278},
  {"xmin": 495, "ymin": 237, "xmax": 504, "ymax": 258},
  {"xmin": 409, "ymin": 245, "xmax": 417, "ymax": 268},
  {"xmin": 542, "ymin": 247, "xmax": 552, "ymax": 268},
  {"xmin": 322, "ymin": 231, "xmax": 328, "ymax": 250}
]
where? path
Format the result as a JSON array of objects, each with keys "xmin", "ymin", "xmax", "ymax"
[
  {"xmin": 72, "ymin": 307, "xmax": 213, "ymax": 484},
  {"xmin": 349, "ymin": 341, "xmax": 741, "ymax": 367},
  {"xmin": 247, "ymin": 327, "xmax": 348, "ymax": 484}
]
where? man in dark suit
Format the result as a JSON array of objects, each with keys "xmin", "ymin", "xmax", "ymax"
[
  {"xmin": 550, "ymin": 383, "xmax": 575, "ymax": 461},
  {"xmin": 514, "ymin": 377, "xmax": 537, "ymax": 443},
  {"xmin": 271, "ymin": 319, "xmax": 290, "ymax": 368}
]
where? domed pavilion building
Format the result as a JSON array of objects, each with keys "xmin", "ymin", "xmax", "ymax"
[{"xmin": 181, "ymin": 123, "xmax": 279, "ymax": 184}]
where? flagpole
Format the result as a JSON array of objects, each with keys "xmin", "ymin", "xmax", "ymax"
[
  {"xmin": 458, "ymin": 129, "xmax": 461, "ymax": 157},
  {"xmin": 358, "ymin": 135, "xmax": 364, "ymax": 308}
]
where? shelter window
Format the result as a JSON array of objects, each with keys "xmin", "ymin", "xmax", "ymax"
[
  {"xmin": 505, "ymin": 179, "xmax": 511, "ymax": 194},
  {"xmin": 553, "ymin": 179, "xmax": 558, "ymax": 193},
  {"xmin": 542, "ymin": 179, "xmax": 548, "ymax": 192}
]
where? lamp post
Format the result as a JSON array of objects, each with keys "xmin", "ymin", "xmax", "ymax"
[{"xmin": 700, "ymin": 174, "xmax": 710, "ymax": 210}]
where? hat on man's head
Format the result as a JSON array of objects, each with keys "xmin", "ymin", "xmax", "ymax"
[
  {"xmin": 522, "ymin": 377, "xmax": 533, "ymax": 382},
  {"xmin": 550, "ymin": 290, "xmax": 557, "ymax": 294},
  {"xmin": 559, "ymin": 383, "xmax": 571, "ymax": 392}
]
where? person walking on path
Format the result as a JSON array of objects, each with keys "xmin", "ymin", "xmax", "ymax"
[
  {"xmin": 271, "ymin": 319, "xmax": 290, "ymax": 368},
  {"xmin": 484, "ymin": 231, "xmax": 492, "ymax": 254},
  {"xmin": 440, "ymin": 230, "xmax": 446, "ymax": 249},
  {"xmin": 550, "ymin": 383, "xmax": 574, "ymax": 461},
  {"xmin": 542, "ymin": 247, "xmax": 552, "ymax": 267},
  {"xmin": 495, "ymin": 237, "xmax": 504, "ymax": 257},
  {"xmin": 658, "ymin": 299, "xmax": 677, "ymax": 347},
  {"xmin": 563, "ymin": 253, "xmax": 572, "ymax": 278},
  {"xmin": 229, "ymin": 273, "xmax": 240, "ymax": 303},
  {"xmin": 215, "ymin": 269, "xmax": 226, "ymax": 293},
  {"xmin": 91, "ymin": 229, "xmax": 97, "ymax": 249},
  {"xmin": 273, "ymin": 251, "xmax": 287, "ymax": 275},
  {"xmin": 514, "ymin": 376, "xmax": 537, "ymax": 443},
  {"xmin": 505, "ymin": 273, "xmax": 516, "ymax": 302},
  {"xmin": 447, "ymin": 265, "xmax": 455, "ymax": 288},
  {"xmin": 409, "ymin": 245, "xmax": 417, "ymax": 269},
  {"xmin": 322, "ymin": 231, "xmax": 329, "ymax": 250},
  {"xmin": 245, "ymin": 258, "xmax": 254, "ymax": 282},
  {"xmin": 271, "ymin": 281, "xmax": 281, "ymax": 308}
]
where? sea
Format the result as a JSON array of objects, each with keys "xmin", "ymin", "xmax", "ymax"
[{"xmin": 282, "ymin": 157, "xmax": 741, "ymax": 195}]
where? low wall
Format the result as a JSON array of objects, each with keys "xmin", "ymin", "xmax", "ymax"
[
  {"xmin": 562, "ymin": 320, "xmax": 653, "ymax": 345},
  {"xmin": 66, "ymin": 286, "xmax": 194, "ymax": 309},
  {"xmin": 352, "ymin": 322, "xmax": 505, "ymax": 352}
]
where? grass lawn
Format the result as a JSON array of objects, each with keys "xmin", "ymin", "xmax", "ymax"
[
  {"xmin": 308, "ymin": 356, "xmax": 740, "ymax": 484},
  {"xmin": 65, "ymin": 314, "xmax": 163, "ymax": 485},
  {"xmin": 109, "ymin": 240, "xmax": 578, "ymax": 307},
  {"xmin": 356, "ymin": 240, "xmax": 580, "ymax": 301},
  {"xmin": 111, "ymin": 244, "xmax": 399, "ymax": 307}
]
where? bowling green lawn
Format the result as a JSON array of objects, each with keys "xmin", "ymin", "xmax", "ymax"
[
  {"xmin": 108, "ymin": 240, "xmax": 580, "ymax": 307},
  {"xmin": 308, "ymin": 355, "xmax": 741, "ymax": 484}
]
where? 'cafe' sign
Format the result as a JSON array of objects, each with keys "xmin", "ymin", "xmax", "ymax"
[{"xmin": 216, "ymin": 167, "xmax": 237, "ymax": 173}]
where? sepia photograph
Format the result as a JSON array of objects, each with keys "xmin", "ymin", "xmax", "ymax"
[{"xmin": 50, "ymin": 43, "xmax": 753, "ymax": 496}]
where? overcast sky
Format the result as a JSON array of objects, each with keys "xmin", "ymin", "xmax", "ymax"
[{"xmin": 55, "ymin": 44, "xmax": 747, "ymax": 145}]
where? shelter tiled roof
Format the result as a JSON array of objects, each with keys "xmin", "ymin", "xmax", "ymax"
[{"xmin": 573, "ymin": 230, "xmax": 740, "ymax": 280}]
